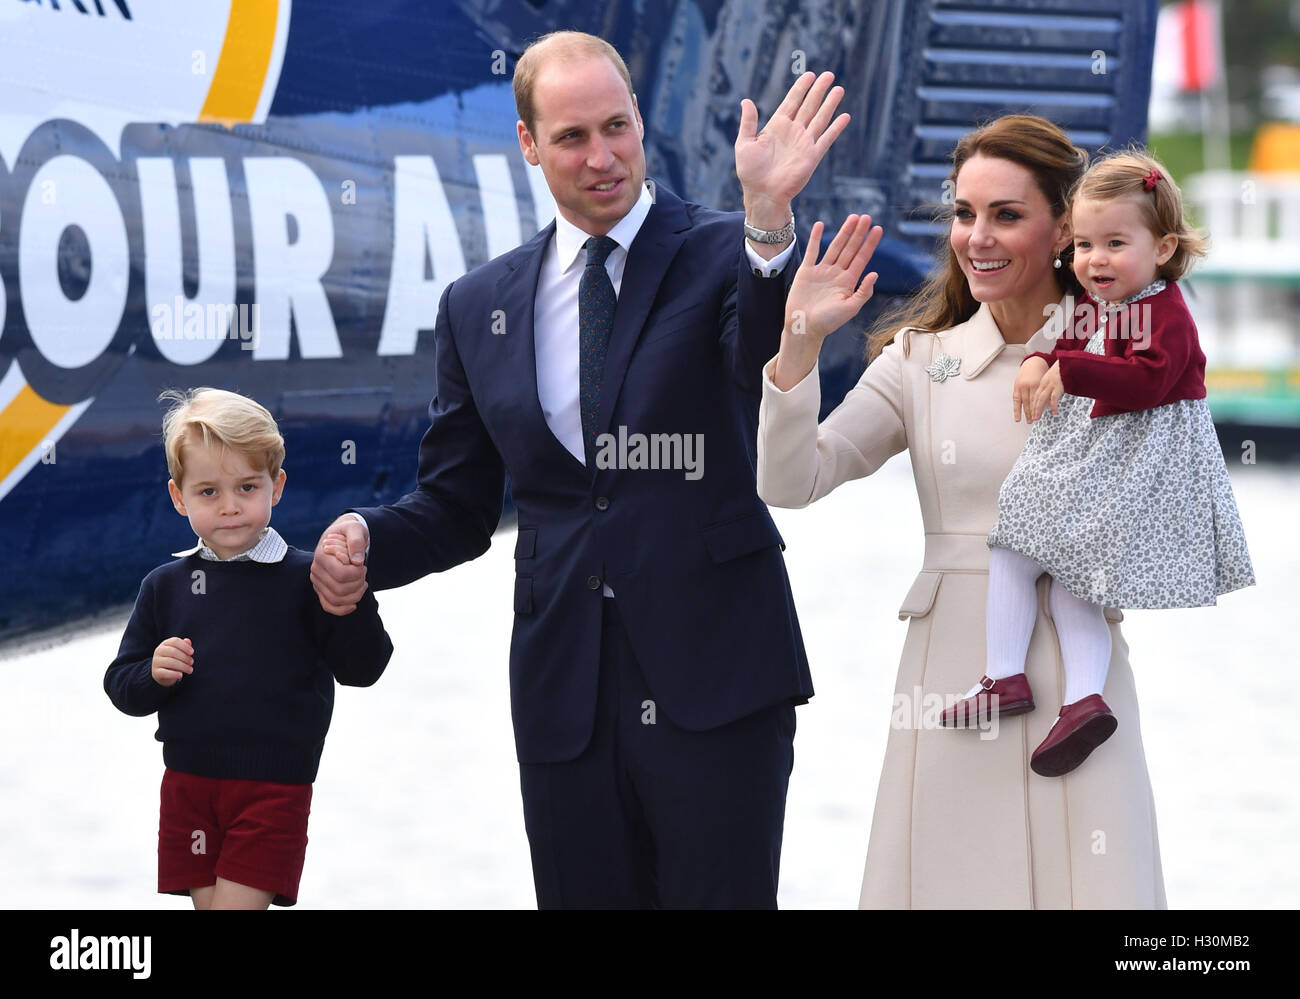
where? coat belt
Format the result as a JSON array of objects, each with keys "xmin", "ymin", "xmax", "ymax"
[{"xmin": 922, "ymin": 533, "xmax": 992, "ymax": 573}]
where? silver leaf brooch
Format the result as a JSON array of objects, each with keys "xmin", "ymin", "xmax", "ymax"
[{"xmin": 925, "ymin": 352, "xmax": 961, "ymax": 383}]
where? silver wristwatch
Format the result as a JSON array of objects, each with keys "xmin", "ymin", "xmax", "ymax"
[{"xmin": 743, "ymin": 214, "xmax": 796, "ymax": 244}]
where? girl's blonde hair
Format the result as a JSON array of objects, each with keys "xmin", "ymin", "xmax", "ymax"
[
  {"xmin": 159, "ymin": 387, "xmax": 284, "ymax": 486},
  {"xmin": 1070, "ymin": 149, "xmax": 1208, "ymax": 280}
]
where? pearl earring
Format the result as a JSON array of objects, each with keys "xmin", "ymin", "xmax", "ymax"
[{"xmin": 1053, "ymin": 253, "xmax": 1062, "ymax": 270}]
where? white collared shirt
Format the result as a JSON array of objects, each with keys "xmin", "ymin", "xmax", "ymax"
[
  {"xmin": 534, "ymin": 182, "xmax": 794, "ymax": 465},
  {"xmin": 172, "ymin": 526, "xmax": 288, "ymax": 563}
]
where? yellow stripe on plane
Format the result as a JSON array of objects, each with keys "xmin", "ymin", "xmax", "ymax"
[
  {"xmin": 198, "ymin": 0, "xmax": 281, "ymax": 126},
  {"xmin": 2, "ymin": 2, "xmax": 283, "ymax": 492},
  {"xmin": 0, "ymin": 384, "xmax": 70, "ymax": 479}
]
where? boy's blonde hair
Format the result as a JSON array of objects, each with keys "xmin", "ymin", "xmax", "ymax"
[
  {"xmin": 1071, "ymin": 148, "xmax": 1208, "ymax": 280},
  {"xmin": 159, "ymin": 387, "xmax": 284, "ymax": 486}
]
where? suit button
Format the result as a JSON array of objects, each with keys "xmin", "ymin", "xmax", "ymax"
[
  {"xmin": 595, "ymin": 496, "xmax": 609, "ymax": 511},
  {"xmin": 586, "ymin": 575, "xmax": 601, "ymax": 590}
]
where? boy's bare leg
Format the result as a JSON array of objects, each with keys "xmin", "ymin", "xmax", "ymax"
[
  {"xmin": 190, "ymin": 885, "xmax": 216, "ymax": 910},
  {"xmin": 208, "ymin": 877, "xmax": 275, "ymax": 910}
]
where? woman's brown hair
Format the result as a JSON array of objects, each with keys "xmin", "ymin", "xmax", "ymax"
[{"xmin": 865, "ymin": 114, "xmax": 1088, "ymax": 362}]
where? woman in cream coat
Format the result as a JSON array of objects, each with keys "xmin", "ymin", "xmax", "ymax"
[{"xmin": 758, "ymin": 116, "xmax": 1165, "ymax": 908}]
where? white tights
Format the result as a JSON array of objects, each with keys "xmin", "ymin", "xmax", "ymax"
[{"xmin": 968, "ymin": 546, "xmax": 1112, "ymax": 705}]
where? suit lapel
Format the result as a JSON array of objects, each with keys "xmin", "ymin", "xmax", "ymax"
[
  {"xmin": 597, "ymin": 188, "xmax": 689, "ymax": 438},
  {"xmin": 496, "ymin": 223, "xmax": 588, "ymax": 475},
  {"xmin": 493, "ymin": 185, "xmax": 691, "ymax": 473}
]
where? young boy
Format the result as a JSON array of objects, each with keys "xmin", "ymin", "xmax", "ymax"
[{"xmin": 104, "ymin": 387, "xmax": 392, "ymax": 909}]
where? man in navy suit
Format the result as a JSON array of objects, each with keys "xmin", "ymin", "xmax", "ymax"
[{"xmin": 311, "ymin": 30, "xmax": 849, "ymax": 907}]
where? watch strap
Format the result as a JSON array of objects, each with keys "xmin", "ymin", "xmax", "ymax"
[{"xmin": 743, "ymin": 214, "xmax": 796, "ymax": 244}]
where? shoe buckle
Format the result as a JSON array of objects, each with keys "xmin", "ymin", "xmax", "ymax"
[{"xmin": 979, "ymin": 675, "xmax": 996, "ymax": 691}]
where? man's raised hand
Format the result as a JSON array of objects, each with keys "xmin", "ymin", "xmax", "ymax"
[
  {"xmin": 735, "ymin": 71, "xmax": 851, "ymax": 231},
  {"xmin": 310, "ymin": 515, "xmax": 370, "ymax": 615}
]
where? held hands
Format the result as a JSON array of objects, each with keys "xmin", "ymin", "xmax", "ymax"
[
  {"xmin": 320, "ymin": 534, "xmax": 352, "ymax": 566},
  {"xmin": 1012, "ymin": 357, "xmax": 1064, "ymax": 422},
  {"xmin": 152, "ymin": 637, "xmax": 193, "ymax": 686},
  {"xmin": 309, "ymin": 515, "xmax": 370, "ymax": 616},
  {"xmin": 735, "ymin": 71, "xmax": 850, "ymax": 231}
]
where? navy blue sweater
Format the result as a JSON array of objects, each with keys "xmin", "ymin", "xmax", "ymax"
[{"xmin": 104, "ymin": 548, "xmax": 392, "ymax": 783}]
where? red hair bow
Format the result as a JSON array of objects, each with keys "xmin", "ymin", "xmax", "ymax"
[{"xmin": 1143, "ymin": 168, "xmax": 1162, "ymax": 191}]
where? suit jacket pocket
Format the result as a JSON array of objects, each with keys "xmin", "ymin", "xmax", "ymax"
[
  {"xmin": 898, "ymin": 571, "xmax": 941, "ymax": 620},
  {"xmin": 701, "ymin": 511, "xmax": 786, "ymax": 564},
  {"xmin": 514, "ymin": 575, "xmax": 534, "ymax": 615}
]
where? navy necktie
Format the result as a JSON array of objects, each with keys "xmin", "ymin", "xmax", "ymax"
[{"xmin": 579, "ymin": 235, "xmax": 618, "ymax": 467}]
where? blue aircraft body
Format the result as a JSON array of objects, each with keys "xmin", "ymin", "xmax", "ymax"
[{"xmin": 0, "ymin": 0, "xmax": 1157, "ymax": 637}]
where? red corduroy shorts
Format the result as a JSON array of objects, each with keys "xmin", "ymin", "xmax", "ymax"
[{"xmin": 157, "ymin": 767, "xmax": 312, "ymax": 906}]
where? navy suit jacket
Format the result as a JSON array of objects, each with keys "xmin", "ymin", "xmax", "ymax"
[{"xmin": 354, "ymin": 182, "xmax": 813, "ymax": 763}]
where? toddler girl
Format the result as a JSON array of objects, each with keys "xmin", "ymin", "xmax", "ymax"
[{"xmin": 942, "ymin": 150, "xmax": 1255, "ymax": 776}]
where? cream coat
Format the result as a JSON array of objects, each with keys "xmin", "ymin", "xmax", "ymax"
[{"xmin": 758, "ymin": 302, "xmax": 1167, "ymax": 909}]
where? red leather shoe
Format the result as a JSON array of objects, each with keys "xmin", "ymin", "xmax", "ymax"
[
  {"xmin": 1030, "ymin": 694, "xmax": 1117, "ymax": 777},
  {"xmin": 940, "ymin": 673, "xmax": 1034, "ymax": 728}
]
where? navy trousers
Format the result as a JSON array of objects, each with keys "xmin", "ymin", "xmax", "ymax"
[{"xmin": 518, "ymin": 598, "xmax": 797, "ymax": 908}]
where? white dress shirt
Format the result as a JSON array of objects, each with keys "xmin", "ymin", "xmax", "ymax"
[{"xmin": 534, "ymin": 182, "xmax": 793, "ymax": 464}]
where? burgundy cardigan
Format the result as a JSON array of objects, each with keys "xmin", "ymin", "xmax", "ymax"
[{"xmin": 1025, "ymin": 281, "xmax": 1207, "ymax": 418}]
